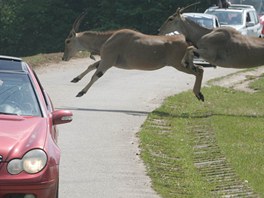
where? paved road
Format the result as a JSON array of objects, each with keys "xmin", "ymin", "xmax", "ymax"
[{"xmin": 37, "ymin": 57, "xmax": 238, "ymax": 198}]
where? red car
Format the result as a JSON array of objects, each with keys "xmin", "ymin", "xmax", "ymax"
[{"xmin": 0, "ymin": 55, "xmax": 73, "ymax": 198}]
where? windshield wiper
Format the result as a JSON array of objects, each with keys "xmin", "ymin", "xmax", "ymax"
[{"xmin": 0, "ymin": 111, "xmax": 18, "ymax": 115}]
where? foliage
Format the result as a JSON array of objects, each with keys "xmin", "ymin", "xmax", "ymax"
[{"xmin": 0, "ymin": 0, "xmax": 213, "ymax": 56}]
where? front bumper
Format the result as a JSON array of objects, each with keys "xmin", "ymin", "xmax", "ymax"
[
  {"xmin": 0, "ymin": 180, "xmax": 58, "ymax": 198},
  {"xmin": 194, "ymin": 57, "xmax": 216, "ymax": 68},
  {"xmin": 0, "ymin": 163, "xmax": 58, "ymax": 198}
]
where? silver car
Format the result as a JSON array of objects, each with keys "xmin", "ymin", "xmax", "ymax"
[
  {"xmin": 205, "ymin": 4, "xmax": 262, "ymax": 37},
  {"xmin": 183, "ymin": 13, "xmax": 221, "ymax": 29},
  {"xmin": 183, "ymin": 13, "xmax": 220, "ymax": 67},
  {"xmin": 166, "ymin": 13, "xmax": 220, "ymax": 67}
]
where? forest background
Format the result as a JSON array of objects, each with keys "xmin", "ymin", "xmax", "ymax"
[{"xmin": 0, "ymin": 0, "xmax": 216, "ymax": 57}]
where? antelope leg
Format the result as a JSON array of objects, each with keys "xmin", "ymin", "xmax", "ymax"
[
  {"xmin": 180, "ymin": 46, "xmax": 205, "ymax": 101},
  {"xmin": 76, "ymin": 62, "xmax": 111, "ymax": 97},
  {"xmin": 193, "ymin": 65, "xmax": 204, "ymax": 101},
  {"xmin": 71, "ymin": 60, "xmax": 100, "ymax": 83},
  {"xmin": 174, "ymin": 63, "xmax": 204, "ymax": 101},
  {"xmin": 181, "ymin": 46, "xmax": 197, "ymax": 70}
]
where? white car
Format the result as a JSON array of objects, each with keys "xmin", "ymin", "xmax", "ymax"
[{"xmin": 205, "ymin": 4, "xmax": 262, "ymax": 37}]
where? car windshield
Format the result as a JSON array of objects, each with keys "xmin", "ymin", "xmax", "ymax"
[
  {"xmin": 187, "ymin": 16, "xmax": 215, "ymax": 28},
  {"xmin": 0, "ymin": 72, "xmax": 42, "ymax": 116},
  {"xmin": 206, "ymin": 10, "xmax": 242, "ymax": 25}
]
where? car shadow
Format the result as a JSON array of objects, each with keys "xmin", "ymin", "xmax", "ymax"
[{"xmin": 56, "ymin": 106, "xmax": 150, "ymax": 116}]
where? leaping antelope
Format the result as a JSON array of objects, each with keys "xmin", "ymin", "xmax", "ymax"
[
  {"xmin": 62, "ymin": 13, "xmax": 205, "ymax": 101},
  {"xmin": 159, "ymin": 3, "xmax": 264, "ymax": 69}
]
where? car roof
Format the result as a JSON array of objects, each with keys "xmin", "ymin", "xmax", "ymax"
[
  {"xmin": 183, "ymin": 12, "xmax": 218, "ymax": 19},
  {"xmin": 0, "ymin": 55, "xmax": 28, "ymax": 73},
  {"xmin": 206, "ymin": 4, "xmax": 255, "ymax": 12}
]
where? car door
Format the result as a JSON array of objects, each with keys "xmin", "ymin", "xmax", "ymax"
[{"xmin": 246, "ymin": 11, "xmax": 262, "ymax": 36}]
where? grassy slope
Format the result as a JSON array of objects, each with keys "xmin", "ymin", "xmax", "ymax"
[{"xmin": 139, "ymin": 76, "xmax": 264, "ymax": 197}]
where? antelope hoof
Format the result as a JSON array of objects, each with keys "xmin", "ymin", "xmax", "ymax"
[
  {"xmin": 90, "ymin": 55, "xmax": 96, "ymax": 61},
  {"xmin": 76, "ymin": 91, "xmax": 85, "ymax": 97},
  {"xmin": 192, "ymin": 66, "xmax": 197, "ymax": 72},
  {"xmin": 196, "ymin": 92, "xmax": 204, "ymax": 102},
  {"xmin": 71, "ymin": 77, "xmax": 80, "ymax": 83}
]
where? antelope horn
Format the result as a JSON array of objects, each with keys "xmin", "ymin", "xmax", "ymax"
[
  {"xmin": 72, "ymin": 9, "xmax": 88, "ymax": 33},
  {"xmin": 179, "ymin": 2, "xmax": 200, "ymax": 13},
  {"xmin": 175, "ymin": 7, "xmax": 181, "ymax": 16}
]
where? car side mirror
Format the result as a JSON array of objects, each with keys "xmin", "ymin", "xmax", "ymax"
[
  {"xmin": 52, "ymin": 110, "xmax": 73, "ymax": 125},
  {"xmin": 246, "ymin": 21, "xmax": 255, "ymax": 27}
]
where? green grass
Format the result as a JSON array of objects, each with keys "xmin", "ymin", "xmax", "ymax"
[
  {"xmin": 139, "ymin": 75, "xmax": 264, "ymax": 197},
  {"xmin": 249, "ymin": 73, "xmax": 264, "ymax": 92}
]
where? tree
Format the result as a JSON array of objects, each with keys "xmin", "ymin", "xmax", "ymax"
[
  {"xmin": 0, "ymin": 0, "xmax": 210, "ymax": 57},
  {"xmin": 0, "ymin": 0, "xmax": 74, "ymax": 56}
]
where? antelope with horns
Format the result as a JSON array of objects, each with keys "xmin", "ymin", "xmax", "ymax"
[
  {"xmin": 62, "ymin": 10, "xmax": 116, "ymax": 83},
  {"xmin": 62, "ymin": 12, "xmax": 205, "ymax": 101},
  {"xmin": 159, "ymin": 3, "xmax": 264, "ymax": 69}
]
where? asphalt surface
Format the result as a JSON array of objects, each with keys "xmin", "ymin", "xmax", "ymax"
[{"xmin": 37, "ymin": 57, "xmax": 238, "ymax": 198}]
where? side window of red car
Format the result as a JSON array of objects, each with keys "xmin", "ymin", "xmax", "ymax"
[{"xmin": 32, "ymin": 70, "xmax": 52, "ymax": 110}]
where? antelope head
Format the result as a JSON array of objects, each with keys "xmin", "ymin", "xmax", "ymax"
[
  {"xmin": 62, "ymin": 10, "xmax": 88, "ymax": 61},
  {"xmin": 158, "ymin": 2, "xmax": 200, "ymax": 35}
]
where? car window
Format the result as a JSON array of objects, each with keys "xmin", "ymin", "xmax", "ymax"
[
  {"xmin": 249, "ymin": 11, "xmax": 258, "ymax": 24},
  {"xmin": 227, "ymin": 12, "xmax": 242, "ymax": 25},
  {"xmin": 206, "ymin": 10, "xmax": 242, "ymax": 25},
  {"xmin": 0, "ymin": 72, "xmax": 42, "ymax": 116},
  {"xmin": 32, "ymin": 70, "xmax": 53, "ymax": 112},
  {"xmin": 246, "ymin": 12, "xmax": 251, "ymax": 22},
  {"xmin": 185, "ymin": 15, "xmax": 215, "ymax": 29},
  {"xmin": 199, "ymin": 18, "xmax": 214, "ymax": 28}
]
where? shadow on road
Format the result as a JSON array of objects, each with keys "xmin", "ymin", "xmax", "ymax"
[{"xmin": 57, "ymin": 106, "xmax": 150, "ymax": 116}]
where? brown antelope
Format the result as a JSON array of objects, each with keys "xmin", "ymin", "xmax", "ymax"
[
  {"xmin": 159, "ymin": 4, "xmax": 264, "ymax": 69},
  {"xmin": 62, "ymin": 10, "xmax": 115, "ymax": 83},
  {"xmin": 62, "ymin": 13, "xmax": 204, "ymax": 101}
]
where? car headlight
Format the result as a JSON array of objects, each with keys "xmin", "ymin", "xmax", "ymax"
[{"xmin": 7, "ymin": 149, "xmax": 47, "ymax": 175}]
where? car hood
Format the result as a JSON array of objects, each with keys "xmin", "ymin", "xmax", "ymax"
[
  {"xmin": 0, "ymin": 115, "xmax": 48, "ymax": 161},
  {"xmin": 222, "ymin": 24, "xmax": 244, "ymax": 30}
]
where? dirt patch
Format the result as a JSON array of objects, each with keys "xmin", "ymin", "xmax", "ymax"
[{"xmin": 210, "ymin": 66, "xmax": 264, "ymax": 93}]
